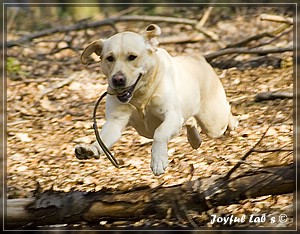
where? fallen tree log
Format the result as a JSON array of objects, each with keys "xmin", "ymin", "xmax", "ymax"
[{"xmin": 6, "ymin": 164, "xmax": 293, "ymax": 228}]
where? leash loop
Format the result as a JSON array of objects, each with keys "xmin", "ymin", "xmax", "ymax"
[{"xmin": 93, "ymin": 92, "xmax": 119, "ymax": 168}]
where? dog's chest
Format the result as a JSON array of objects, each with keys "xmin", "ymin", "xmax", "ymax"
[{"xmin": 128, "ymin": 100, "xmax": 163, "ymax": 139}]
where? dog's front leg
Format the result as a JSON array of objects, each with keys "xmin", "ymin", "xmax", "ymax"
[
  {"xmin": 75, "ymin": 118, "xmax": 128, "ymax": 160},
  {"xmin": 151, "ymin": 111, "xmax": 183, "ymax": 175},
  {"xmin": 75, "ymin": 103, "xmax": 132, "ymax": 160}
]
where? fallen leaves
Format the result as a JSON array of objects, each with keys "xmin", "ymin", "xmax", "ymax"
[
  {"xmin": 6, "ymin": 7, "xmax": 294, "ymax": 228},
  {"xmin": 15, "ymin": 133, "xmax": 33, "ymax": 143}
]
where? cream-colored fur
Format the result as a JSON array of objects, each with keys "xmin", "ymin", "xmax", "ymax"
[{"xmin": 75, "ymin": 24, "xmax": 238, "ymax": 175}]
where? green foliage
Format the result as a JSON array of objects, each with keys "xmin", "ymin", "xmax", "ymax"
[{"xmin": 7, "ymin": 57, "xmax": 28, "ymax": 80}]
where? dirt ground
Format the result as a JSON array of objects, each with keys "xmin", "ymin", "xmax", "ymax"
[{"xmin": 6, "ymin": 6, "xmax": 294, "ymax": 229}]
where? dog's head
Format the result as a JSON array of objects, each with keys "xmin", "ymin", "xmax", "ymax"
[{"xmin": 81, "ymin": 24, "xmax": 161, "ymax": 103}]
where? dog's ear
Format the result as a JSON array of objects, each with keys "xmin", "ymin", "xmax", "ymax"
[
  {"xmin": 81, "ymin": 39, "xmax": 103, "ymax": 65},
  {"xmin": 144, "ymin": 24, "xmax": 161, "ymax": 51}
]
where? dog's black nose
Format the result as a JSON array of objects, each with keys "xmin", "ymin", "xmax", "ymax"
[{"xmin": 112, "ymin": 72, "xmax": 126, "ymax": 87}]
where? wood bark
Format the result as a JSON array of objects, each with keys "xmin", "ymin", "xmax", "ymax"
[{"xmin": 5, "ymin": 164, "xmax": 293, "ymax": 228}]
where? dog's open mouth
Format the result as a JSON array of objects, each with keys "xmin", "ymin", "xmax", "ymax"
[{"xmin": 116, "ymin": 74, "xmax": 142, "ymax": 103}]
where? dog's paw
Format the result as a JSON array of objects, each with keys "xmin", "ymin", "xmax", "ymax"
[
  {"xmin": 151, "ymin": 141, "xmax": 169, "ymax": 175},
  {"xmin": 75, "ymin": 144, "xmax": 100, "ymax": 160},
  {"xmin": 228, "ymin": 114, "xmax": 239, "ymax": 131},
  {"xmin": 151, "ymin": 156, "xmax": 168, "ymax": 175}
]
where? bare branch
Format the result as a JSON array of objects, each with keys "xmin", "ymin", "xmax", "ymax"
[
  {"xmin": 7, "ymin": 16, "xmax": 197, "ymax": 47},
  {"xmin": 204, "ymin": 46, "xmax": 293, "ymax": 62},
  {"xmin": 196, "ymin": 7, "xmax": 214, "ymax": 28},
  {"xmin": 252, "ymin": 148, "xmax": 293, "ymax": 153},
  {"xmin": 254, "ymin": 91, "xmax": 293, "ymax": 102},
  {"xmin": 7, "ymin": 15, "xmax": 220, "ymax": 48},
  {"xmin": 224, "ymin": 123, "xmax": 273, "ymax": 180},
  {"xmin": 225, "ymin": 32, "xmax": 274, "ymax": 48},
  {"xmin": 159, "ymin": 33, "xmax": 204, "ymax": 44},
  {"xmin": 226, "ymin": 24, "xmax": 291, "ymax": 49}
]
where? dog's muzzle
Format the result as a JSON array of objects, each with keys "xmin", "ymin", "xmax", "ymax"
[{"xmin": 108, "ymin": 73, "xmax": 142, "ymax": 103}]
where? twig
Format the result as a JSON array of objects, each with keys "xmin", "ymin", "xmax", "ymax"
[
  {"xmin": 178, "ymin": 199, "xmax": 199, "ymax": 228},
  {"xmin": 226, "ymin": 24, "xmax": 291, "ymax": 49},
  {"xmin": 249, "ymin": 27, "xmax": 293, "ymax": 50},
  {"xmin": 8, "ymin": 77, "xmax": 65, "ymax": 86},
  {"xmin": 259, "ymin": 13, "xmax": 293, "ymax": 25},
  {"xmin": 29, "ymin": 71, "xmax": 81, "ymax": 108},
  {"xmin": 226, "ymin": 32, "xmax": 274, "ymax": 48},
  {"xmin": 196, "ymin": 7, "xmax": 214, "ymax": 28},
  {"xmin": 194, "ymin": 7, "xmax": 219, "ymax": 41},
  {"xmin": 159, "ymin": 33, "xmax": 204, "ymax": 44},
  {"xmin": 110, "ymin": 7, "xmax": 139, "ymax": 18},
  {"xmin": 49, "ymin": 46, "xmax": 79, "ymax": 55},
  {"xmin": 252, "ymin": 148, "xmax": 293, "ymax": 153},
  {"xmin": 196, "ymin": 26, "xmax": 219, "ymax": 41},
  {"xmin": 115, "ymin": 15, "xmax": 198, "ymax": 25},
  {"xmin": 38, "ymin": 73, "xmax": 78, "ymax": 98},
  {"xmin": 204, "ymin": 46, "xmax": 293, "ymax": 62},
  {"xmin": 224, "ymin": 123, "xmax": 273, "ymax": 180},
  {"xmin": 172, "ymin": 200, "xmax": 185, "ymax": 225},
  {"xmin": 210, "ymin": 56, "xmax": 282, "ymax": 70},
  {"xmin": 254, "ymin": 91, "xmax": 293, "ymax": 102},
  {"xmin": 7, "ymin": 120, "xmax": 31, "ymax": 126}
]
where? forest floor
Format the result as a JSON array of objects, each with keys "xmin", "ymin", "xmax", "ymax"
[{"xmin": 6, "ymin": 6, "xmax": 294, "ymax": 229}]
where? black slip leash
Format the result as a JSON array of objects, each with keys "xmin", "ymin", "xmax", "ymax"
[{"xmin": 93, "ymin": 91, "xmax": 119, "ymax": 168}]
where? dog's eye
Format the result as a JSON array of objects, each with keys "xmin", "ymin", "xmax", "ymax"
[
  {"xmin": 106, "ymin": 55, "xmax": 114, "ymax": 62},
  {"xmin": 128, "ymin": 55, "xmax": 137, "ymax": 61}
]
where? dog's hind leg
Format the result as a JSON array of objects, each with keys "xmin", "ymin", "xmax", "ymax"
[
  {"xmin": 186, "ymin": 117, "xmax": 202, "ymax": 149},
  {"xmin": 228, "ymin": 112, "xmax": 239, "ymax": 131}
]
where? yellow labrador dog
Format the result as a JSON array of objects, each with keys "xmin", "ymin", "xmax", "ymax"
[{"xmin": 75, "ymin": 24, "xmax": 238, "ymax": 175}]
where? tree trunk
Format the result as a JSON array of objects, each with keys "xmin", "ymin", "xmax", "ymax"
[{"xmin": 5, "ymin": 164, "xmax": 293, "ymax": 228}]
